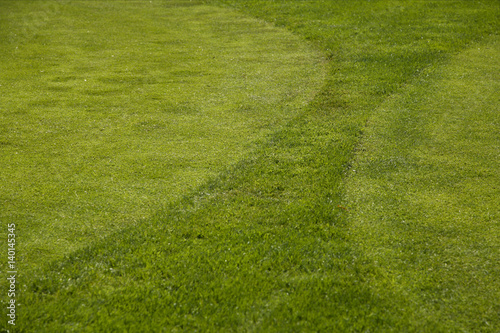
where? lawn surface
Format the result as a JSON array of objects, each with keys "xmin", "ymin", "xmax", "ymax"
[
  {"xmin": 1, "ymin": 0, "xmax": 499, "ymax": 332},
  {"xmin": 0, "ymin": 0, "xmax": 325, "ymax": 267},
  {"xmin": 345, "ymin": 34, "xmax": 500, "ymax": 331}
]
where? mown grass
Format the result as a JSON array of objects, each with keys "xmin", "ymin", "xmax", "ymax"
[
  {"xmin": 346, "ymin": 36, "xmax": 500, "ymax": 330},
  {"xmin": 0, "ymin": 0, "xmax": 325, "ymax": 268},
  {"xmin": 1, "ymin": 0, "xmax": 499, "ymax": 331}
]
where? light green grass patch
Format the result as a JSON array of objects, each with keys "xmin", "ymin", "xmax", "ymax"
[
  {"xmin": 0, "ymin": 0, "xmax": 326, "ymax": 267},
  {"xmin": 345, "ymin": 35, "xmax": 500, "ymax": 330}
]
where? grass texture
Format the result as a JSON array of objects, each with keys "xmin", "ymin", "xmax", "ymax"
[
  {"xmin": 346, "ymin": 36, "xmax": 500, "ymax": 330},
  {"xmin": 1, "ymin": 0, "xmax": 499, "ymax": 331},
  {"xmin": 0, "ymin": 0, "xmax": 325, "ymax": 267}
]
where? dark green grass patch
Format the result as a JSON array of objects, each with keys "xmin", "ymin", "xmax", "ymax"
[{"xmin": 18, "ymin": 97, "xmax": 394, "ymax": 332}]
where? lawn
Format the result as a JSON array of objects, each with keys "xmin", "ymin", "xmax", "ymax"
[
  {"xmin": 345, "ymin": 35, "xmax": 500, "ymax": 330},
  {"xmin": 1, "ymin": 0, "xmax": 499, "ymax": 331},
  {"xmin": 0, "ymin": 0, "xmax": 325, "ymax": 268}
]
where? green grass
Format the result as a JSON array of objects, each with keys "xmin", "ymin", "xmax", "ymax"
[
  {"xmin": 0, "ymin": 0, "xmax": 325, "ymax": 267},
  {"xmin": 1, "ymin": 0, "xmax": 499, "ymax": 331},
  {"xmin": 345, "ymin": 36, "xmax": 500, "ymax": 330}
]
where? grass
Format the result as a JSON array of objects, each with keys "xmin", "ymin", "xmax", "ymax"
[
  {"xmin": 1, "ymin": 0, "xmax": 499, "ymax": 331},
  {"xmin": 0, "ymin": 0, "xmax": 325, "ymax": 267},
  {"xmin": 345, "ymin": 36, "xmax": 500, "ymax": 330}
]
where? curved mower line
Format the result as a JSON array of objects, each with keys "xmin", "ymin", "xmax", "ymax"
[{"xmin": 0, "ymin": 1, "xmax": 326, "ymax": 271}]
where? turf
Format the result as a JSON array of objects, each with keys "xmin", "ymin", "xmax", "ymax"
[
  {"xmin": 345, "ymin": 35, "xmax": 500, "ymax": 330},
  {"xmin": 0, "ymin": 0, "xmax": 325, "ymax": 268},
  {"xmin": 1, "ymin": 0, "xmax": 499, "ymax": 331}
]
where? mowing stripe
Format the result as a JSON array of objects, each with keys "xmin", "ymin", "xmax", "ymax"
[
  {"xmin": 345, "ymin": 35, "xmax": 500, "ymax": 330},
  {"xmin": 4, "ymin": 0, "xmax": 499, "ymax": 331},
  {"xmin": 0, "ymin": 0, "xmax": 326, "ymax": 270}
]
